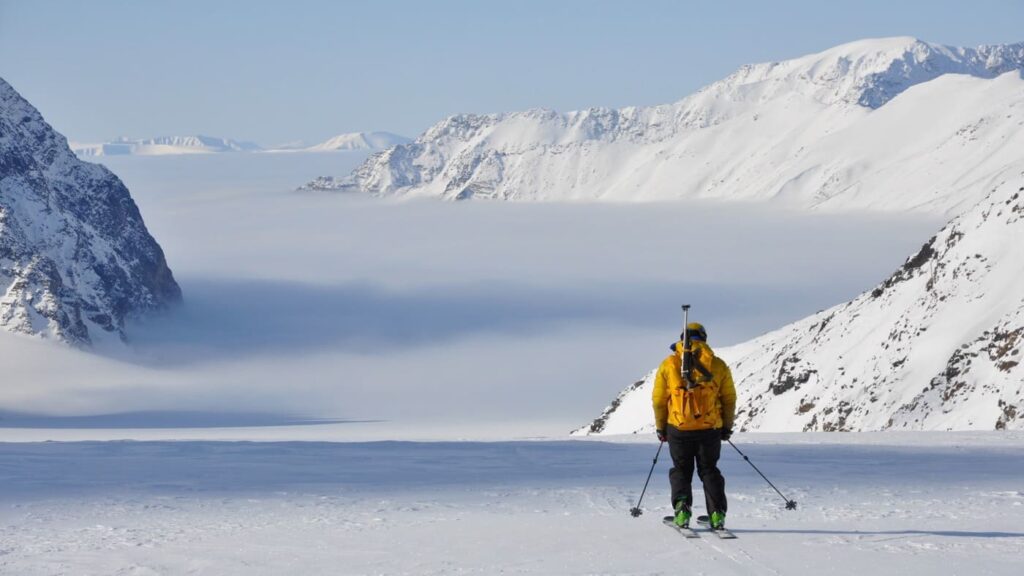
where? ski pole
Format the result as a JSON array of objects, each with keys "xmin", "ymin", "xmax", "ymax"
[
  {"xmin": 629, "ymin": 441, "xmax": 664, "ymax": 517},
  {"xmin": 727, "ymin": 439, "xmax": 798, "ymax": 510}
]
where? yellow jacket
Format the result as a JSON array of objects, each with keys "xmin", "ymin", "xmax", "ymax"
[{"xmin": 652, "ymin": 340, "xmax": 736, "ymax": 432}]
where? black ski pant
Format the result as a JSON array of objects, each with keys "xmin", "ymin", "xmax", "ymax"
[{"xmin": 667, "ymin": 426, "xmax": 727, "ymax": 514}]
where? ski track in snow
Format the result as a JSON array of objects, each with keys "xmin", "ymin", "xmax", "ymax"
[{"xmin": 1, "ymin": 433, "xmax": 1022, "ymax": 575}]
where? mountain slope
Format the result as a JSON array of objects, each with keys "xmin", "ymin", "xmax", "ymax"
[
  {"xmin": 305, "ymin": 37, "xmax": 1024, "ymax": 214},
  {"xmin": 0, "ymin": 77, "xmax": 181, "ymax": 345},
  {"xmin": 575, "ymin": 174, "xmax": 1024, "ymax": 434}
]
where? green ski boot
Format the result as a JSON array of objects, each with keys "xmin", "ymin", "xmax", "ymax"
[
  {"xmin": 673, "ymin": 501, "xmax": 692, "ymax": 528},
  {"xmin": 709, "ymin": 510, "xmax": 726, "ymax": 530}
]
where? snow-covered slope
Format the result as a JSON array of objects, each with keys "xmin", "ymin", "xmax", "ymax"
[
  {"xmin": 0, "ymin": 77, "xmax": 181, "ymax": 345},
  {"xmin": 306, "ymin": 37, "xmax": 1024, "ymax": 214},
  {"xmin": 303, "ymin": 131, "xmax": 411, "ymax": 152},
  {"xmin": 576, "ymin": 175, "xmax": 1024, "ymax": 434}
]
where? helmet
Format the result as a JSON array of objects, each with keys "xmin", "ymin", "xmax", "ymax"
[{"xmin": 681, "ymin": 322, "xmax": 707, "ymax": 342}]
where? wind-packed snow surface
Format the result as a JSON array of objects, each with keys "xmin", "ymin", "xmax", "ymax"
[
  {"xmin": 0, "ymin": 77, "xmax": 181, "ymax": 345},
  {"xmin": 577, "ymin": 176, "xmax": 1024, "ymax": 434},
  {"xmin": 1, "ymin": 432, "xmax": 1022, "ymax": 575},
  {"xmin": 307, "ymin": 37, "xmax": 1024, "ymax": 215}
]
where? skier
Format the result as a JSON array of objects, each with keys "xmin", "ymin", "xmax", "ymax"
[{"xmin": 653, "ymin": 322, "xmax": 736, "ymax": 531}]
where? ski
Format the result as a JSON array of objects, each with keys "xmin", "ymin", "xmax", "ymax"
[
  {"xmin": 662, "ymin": 517, "xmax": 700, "ymax": 538},
  {"xmin": 695, "ymin": 515, "xmax": 737, "ymax": 538}
]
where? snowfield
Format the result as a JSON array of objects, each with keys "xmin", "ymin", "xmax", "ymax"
[{"xmin": 1, "ymin": 431, "xmax": 1022, "ymax": 575}]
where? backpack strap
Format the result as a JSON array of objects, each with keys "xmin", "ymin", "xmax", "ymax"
[{"xmin": 693, "ymin": 358, "xmax": 713, "ymax": 381}]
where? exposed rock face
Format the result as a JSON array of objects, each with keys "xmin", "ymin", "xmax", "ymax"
[
  {"xmin": 0, "ymin": 77, "xmax": 181, "ymax": 345},
  {"xmin": 576, "ymin": 177, "xmax": 1024, "ymax": 434}
]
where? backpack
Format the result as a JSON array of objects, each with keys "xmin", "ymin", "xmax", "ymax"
[{"xmin": 669, "ymin": 341, "xmax": 722, "ymax": 430}]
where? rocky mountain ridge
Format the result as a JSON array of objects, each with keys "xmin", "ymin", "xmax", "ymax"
[
  {"xmin": 304, "ymin": 37, "xmax": 1024, "ymax": 214},
  {"xmin": 1, "ymin": 77, "xmax": 181, "ymax": 345}
]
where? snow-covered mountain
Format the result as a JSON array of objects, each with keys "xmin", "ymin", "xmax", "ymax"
[
  {"xmin": 72, "ymin": 135, "xmax": 262, "ymax": 156},
  {"xmin": 575, "ymin": 174, "xmax": 1024, "ymax": 434},
  {"xmin": 303, "ymin": 132, "xmax": 411, "ymax": 152},
  {"xmin": 0, "ymin": 77, "xmax": 181, "ymax": 345},
  {"xmin": 305, "ymin": 37, "xmax": 1024, "ymax": 214}
]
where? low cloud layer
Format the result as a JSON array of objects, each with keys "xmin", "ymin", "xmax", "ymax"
[{"xmin": 0, "ymin": 154, "xmax": 943, "ymax": 432}]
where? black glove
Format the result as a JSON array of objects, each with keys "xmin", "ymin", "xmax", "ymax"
[
  {"xmin": 656, "ymin": 429, "xmax": 668, "ymax": 442},
  {"xmin": 720, "ymin": 428, "xmax": 732, "ymax": 441}
]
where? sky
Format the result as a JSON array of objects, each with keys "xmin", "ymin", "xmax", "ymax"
[{"xmin": 1, "ymin": 0, "xmax": 1023, "ymax": 145}]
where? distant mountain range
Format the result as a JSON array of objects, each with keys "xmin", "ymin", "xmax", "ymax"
[
  {"xmin": 71, "ymin": 132, "xmax": 409, "ymax": 156},
  {"xmin": 304, "ymin": 36, "xmax": 1024, "ymax": 215},
  {"xmin": 1, "ymin": 77, "xmax": 181, "ymax": 345},
  {"xmin": 72, "ymin": 135, "xmax": 261, "ymax": 156}
]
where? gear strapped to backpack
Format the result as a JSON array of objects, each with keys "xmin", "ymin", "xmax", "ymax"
[
  {"xmin": 681, "ymin": 339, "xmax": 714, "ymax": 390},
  {"xmin": 671, "ymin": 340, "xmax": 721, "ymax": 429}
]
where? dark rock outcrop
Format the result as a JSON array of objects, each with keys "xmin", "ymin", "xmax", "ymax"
[{"xmin": 0, "ymin": 77, "xmax": 181, "ymax": 345}]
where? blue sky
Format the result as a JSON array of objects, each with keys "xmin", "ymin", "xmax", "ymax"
[{"xmin": 1, "ymin": 0, "xmax": 1022, "ymax": 145}]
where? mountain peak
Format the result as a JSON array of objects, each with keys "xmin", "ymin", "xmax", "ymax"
[
  {"xmin": 305, "ymin": 131, "xmax": 411, "ymax": 152},
  {"xmin": 815, "ymin": 35, "xmax": 927, "ymax": 58},
  {"xmin": 1, "ymin": 77, "xmax": 181, "ymax": 345},
  {"xmin": 714, "ymin": 37, "xmax": 1024, "ymax": 109}
]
